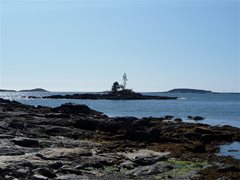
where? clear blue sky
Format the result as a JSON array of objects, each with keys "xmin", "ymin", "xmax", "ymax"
[{"xmin": 0, "ymin": 0, "xmax": 239, "ymax": 92}]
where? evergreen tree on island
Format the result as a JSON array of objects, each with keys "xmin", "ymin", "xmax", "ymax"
[
  {"xmin": 111, "ymin": 82, "xmax": 120, "ymax": 93},
  {"xmin": 122, "ymin": 73, "xmax": 128, "ymax": 90}
]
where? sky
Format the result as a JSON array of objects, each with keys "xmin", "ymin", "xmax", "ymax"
[{"xmin": 0, "ymin": 0, "xmax": 239, "ymax": 92}]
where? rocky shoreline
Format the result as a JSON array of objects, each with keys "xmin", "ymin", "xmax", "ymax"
[{"xmin": 0, "ymin": 98, "xmax": 239, "ymax": 179}]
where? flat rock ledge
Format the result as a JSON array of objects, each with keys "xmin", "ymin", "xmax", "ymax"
[{"xmin": 0, "ymin": 98, "xmax": 239, "ymax": 179}]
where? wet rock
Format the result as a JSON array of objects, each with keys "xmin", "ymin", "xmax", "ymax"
[
  {"xmin": 216, "ymin": 176, "xmax": 232, "ymax": 180},
  {"xmin": 174, "ymin": 118, "xmax": 182, "ymax": 123},
  {"xmin": 183, "ymin": 132, "xmax": 202, "ymax": 140},
  {"xmin": 0, "ymin": 122, "xmax": 9, "ymax": 129},
  {"xmin": 194, "ymin": 127, "xmax": 213, "ymax": 134},
  {"xmin": 119, "ymin": 161, "xmax": 137, "ymax": 170},
  {"xmin": 8, "ymin": 121, "xmax": 25, "ymax": 129},
  {"xmin": 44, "ymin": 126, "xmax": 74, "ymax": 136},
  {"xmin": 114, "ymin": 116, "xmax": 138, "ymax": 122},
  {"xmin": 33, "ymin": 174, "xmax": 48, "ymax": 180},
  {"xmin": 193, "ymin": 116, "xmax": 205, "ymax": 120},
  {"xmin": 58, "ymin": 168, "xmax": 83, "ymax": 175},
  {"xmin": 15, "ymin": 168, "xmax": 30, "ymax": 177},
  {"xmin": 48, "ymin": 161, "xmax": 63, "ymax": 169},
  {"xmin": 12, "ymin": 137, "xmax": 39, "ymax": 147},
  {"xmin": 188, "ymin": 116, "xmax": 204, "ymax": 121},
  {"xmin": 201, "ymin": 133, "xmax": 234, "ymax": 143},
  {"xmin": 148, "ymin": 127, "xmax": 162, "ymax": 140},
  {"xmin": 56, "ymin": 174, "xmax": 89, "ymax": 180},
  {"xmin": 228, "ymin": 149, "xmax": 239, "ymax": 152},
  {"xmin": 217, "ymin": 165, "xmax": 239, "ymax": 173},
  {"xmin": 127, "ymin": 130, "xmax": 150, "ymax": 141},
  {"xmin": 133, "ymin": 155, "xmax": 168, "ymax": 166},
  {"xmin": 0, "ymin": 168, "xmax": 12, "ymax": 179},
  {"xmin": 164, "ymin": 115, "xmax": 174, "ymax": 120},
  {"xmin": 53, "ymin": 103, "xmax": 102, "ymax": 115},
  {"xmin": 126, "ymin": 162, "xmax": 174, "ymax": 176},
  {"xmin": 184, "ymin": 142, "xmax": 206, "ymax": 153},
  {"xmin": 0, "ymin": 134, "xmax": 15, "ymax": 139},
  {"xmin": 45, "ymin": 113, "xmax": 70, "ymax": 118},
  {"xmin": 0, "ymin": 146, "xmax": 25, "ymax": 156},
  {"xmin": 34, "ymin": 168, "xmax": 57, "ymax": 178},
  {"xmin": 20, "ymin": 160, "xmax": 38, "ymax": 169}
]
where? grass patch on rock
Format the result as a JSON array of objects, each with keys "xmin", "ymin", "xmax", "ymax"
[{"xmin": 154, "ymin": 158, "xmax": 209, "ymax": 179}]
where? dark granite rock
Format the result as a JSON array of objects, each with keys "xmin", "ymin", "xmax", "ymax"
[
  {"xmin": 133, "ymin": 155, "xmax": 168, "ymax": 166},
  {"xmin": 193, "ymin": 116, "xmax": 205, "ymax": 120},
  {"xmin": 48, "ymin": 162, "xmax": 63, "ymax": 169},
  {"xmin": 188, "ymin": 116, "xmax": 205, "ymax": 121},
  {"xmin": 34, "ymin": 168, "xmax": 57, "ymax": 178},
  {"xmin": 53, "ymin": 103, "xmax": 102, "ymax": 115},
  {"xmin": 12, "ymin": 137, "xmax": 39, "ymax": 147},
  {"xmin": 201, "ymin": 133, "xmax": 234, "ymax": 143},
  {"xmin": 0, "ymin": 147, "xmax": 25, "ymax": 156},
  {"xmin": 194, "ymin": 127, "xmax": 213, "ymax": 134},
  {"xmin": 164, "ymin": 115, "xmax": 174, "ymax": 120},
  {"xmin": 217, "ymin": 165, "xmax": 239, "ymax": 173},
  {"xmin": 184, "ymin": 142, "xmax": 206, "ymax": 153},
  {"xmin": 174, "ymin": 118, "xmax": 182, "ymax": 122},
  {"xmin": 8, "ymin": 121, "xmax": 25, "ymax": 129}
]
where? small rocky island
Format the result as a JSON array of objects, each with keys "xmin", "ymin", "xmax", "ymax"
[
  {"xmin": 0, "ymin": 98, "xmax": 239, "ymax": 179},
  {"xmin": 40, "ymin": 90, "xmax": 177, "ymax": 100},
  {"xmin": 36, "ymin": 74, "xmax": 177, "ymax": 100}
]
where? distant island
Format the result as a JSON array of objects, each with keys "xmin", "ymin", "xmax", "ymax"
[
  {"xmin": 19, "ymin": 88, "xmax": 49, "ymax": 92},
  {"xmin": 0, "ymin": 88, "xmax": 49, "ymax": 92},
  {"xmin": 166, "ymin": 88, "xmax": 213, "ymax": 94},
  {"xmin": 0, "ymin": 89, "xmax": 17, "ymax": 92}
]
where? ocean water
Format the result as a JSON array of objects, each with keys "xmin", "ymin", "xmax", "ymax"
[
  {"xmin": 0, "ymin": 91, "xmax": 239, "ymax": 159},
  {"xmin": 0, "ymin": 92, "xmax": 239, "ymax": 128}
]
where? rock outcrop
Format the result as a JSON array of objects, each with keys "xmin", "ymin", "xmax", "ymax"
[{"xmin": 0, "ymin": 98, "xmax": 239, "ymax": 179}]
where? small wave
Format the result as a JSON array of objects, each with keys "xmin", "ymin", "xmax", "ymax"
[{"xmin": 178, "ymin": 97, "xmax": 187, "ymax": 100}]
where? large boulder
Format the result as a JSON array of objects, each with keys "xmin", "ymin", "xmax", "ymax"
[{"xmin": 53, "ymin": 103, "xmax": 102, "ymax": 115}]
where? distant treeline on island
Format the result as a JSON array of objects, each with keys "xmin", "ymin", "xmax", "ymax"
[{"xmin": 165, "ymin": 88, "xmax": 212, "ymax": 94}]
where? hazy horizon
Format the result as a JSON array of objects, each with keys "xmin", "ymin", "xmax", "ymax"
[
  {"xmin": 0, "ymin": 87, "xmax": 240, "ymax": 93},
  {"xmin": 1, "ymin": 0, "xmax": 239, "ymax": 92}
]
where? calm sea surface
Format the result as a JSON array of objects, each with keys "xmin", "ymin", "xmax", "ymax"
[
  {"xmin": 1, "ymin": 92, "xmax": 239, "ymax": 127},
  {"xmin": 1, "ymin": 92, "xmax": 239, "ymax": 159}
]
